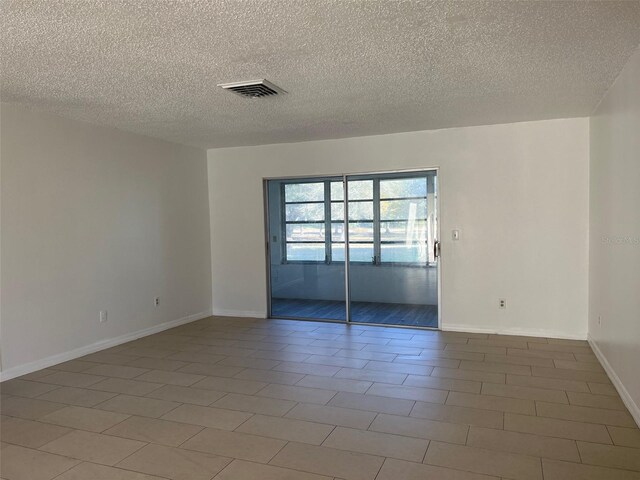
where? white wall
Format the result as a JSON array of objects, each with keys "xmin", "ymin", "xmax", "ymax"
[
  {"xmin": 0, "ymin": 103, "xmax": 212, "ymax": 378},
  {"xmin": 589, "ymin": 48, "xmax": 640, "ymax": 425},
  {"xmin": 208, "ymin": 118, "xmax": 589, "ymax": 338}
]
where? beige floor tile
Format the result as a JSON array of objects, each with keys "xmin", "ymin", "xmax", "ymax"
[
  {"xmin": 296, "ymin": 375, "xmax": 372, "ymax": 394},
  {"xmin": 37, "ymin": 371, "xmax": 106, "ymax": 388},
  {"xmin": 431, "ymin": 366, "xmax": 506, "ymax": 384},
  {"xmin": 286, "ymin": 403, "xmax": 376, "ymax": 429},
  {"xmin": 577, "ymin": 441, "xmax": 640, "ymax": 471},
  {"xmin": 304, "ymin": 355, "xmax": 369, "ymax": 369},
  {"xmin": 334, "ymin": 367, "xmax": 407, "ymax": 384},
  {"xmin": 134, "ymin": 370, "xmax": 204, "ymax": 386},
  {"xmin": 55, "ymin": 462, "xmax": 165, "ymax": 480},
  {"xmin": 554, "ymin": 360, "xmax": 605, "ymax": 372},
  {"xmin": 369, "ymin": 413, "xmax": 468, "ymax": 443},
  {"xmin": 402, "ymin": 374, "xmax": 481, "ymax": 394},
  {"xmin": 424, "ymin": 441, "xmax": 542, "ymax": 480},
  {"xmin": 504, "ymin": 413, "xmax": 612, "ymax": 443},
  {"xmin": 82, "ymin": 364, "xmax": 150, "ymax": 379},
  {"xmin": 213, "ymin": 392, "xmax": 296, "ymax": 416},
  {"xmin": 167, "ymin": 351, "xmax": 227, "ymax": 365},
  {"xmin": 366, "ymin": 383, "xmax": 448, "ymax": 403},
  {"xmin": 363, "ymin": 360, "xmax": 434, "ymax": 375},
  {"xmin": 237, "ymin": 414, "xmax": 334, "ymax": 444},
  {"xmin": 0, "ymin": 415, "xmax": 71, "ymax": 448},
  {"xmin": 256, "ymin": 384, "xmax": 337, "ymax": 404},
  {"xmin": 481, "ymin": 383, "xmax": 568, "ymax": 403},
  {"xmin": 458, "ymin": 361, "xmax": 531, "ymax": 376},
  {"xmin": 119, "ymin": 346, "xmax": 177, "ymax": 359},
  {"xmin": 104, "ymin": 415, "xmax": 203, "ymax": 446},
  {"xmin": 608, "ymin": 426, "xmax": 640, "ymax": 448},
  {"xmin": 217, "ymin": 356, "xmax": 279, "ymax": 369},
  {"xmin": 39, "ymin": 405, "xmax": 129, "ymax": 432},
  {"xmin": 117, "ymin": 443, "xmax": 231, "ymax": 480},
  {"xmin": 81, "ymin": 352, "xmax": 142, "ymax": 365},
  {"xmin": 445, "ymin": 344, "xmax": 507, "ymax": 355},
  {"xmin": 40, "ymin": 430, "xmax": 146, "ymax": 465},
  {"xmin": 177, "ymin": 362, "xmax": 244, "ymax": 377},
  {"xmin": 251, "ymin": 350, "xmax": 312, "ymax": 362},
  {"xmin": 89, "ymin": 378, "xmax": 164, "ymax": 396},
  {"xmin": 125, "ymin": 357, "xmax": 189, "ymax": 372},
  {"xmin": 376, "ymin": 457, "xmax": 499, "ymax": 480},
  {"xmin": 274, "ymin": 361, "xmax": 341, "ymax": 377},
  {"xmin": 506, "ymin": 348, "xmax": 575, "ymax": 361},
  {"xmin": 506, "ymin": 374, "xmax": 590, "ymax": 392},
  {"xmin": 191, "ymin": 376, "xmax": 267, "ymax": 394},
  {"xmin": 483, "ymin": 353, "xmax": 554, "ymax": 367},
  {"xmin": 336, "ymin": 350, "xmax": 396, "ymax": 362},
  {"xmin": 50, "ymin": 360, "xmax": 96, "ymax": 373},
  {"xmin": 531, "ymin": 366, "xmax": 611, "ymax": 383},
  {"xmin": 145, "ymin": 384, "xmax": 225, "ymax": 405},
  {"xmin": 269, "ymin": 441, "xmax": 384, "ymax": 480},
  {"xmin": 542, "ymin": 459, "xmax": 640, "ymax": 480},
  {"xmin": 589, "ymin": 382, "xmax": 619, "ymax": 396},
  {"xmin": 181, "ymin": 427, "xmax": 286, "ymax": 463},
  {"xmin": 535, "ymin": 401, "xmax": 636, "ymax": 427},
  {"xmin": 323, "ymin": 426, "xmax": 429, "ymax": 462},
  {"xmin": 410, "ymin": 402, "xmax": 504, "ymax": 428},
  {"xmin": 0, "ymin": 396, "xmax": 66, "ymax": 420},
  {"xmin": 446, "ymin": 391, "xmax": 535, "ymax": 414},
  {"xmin": 160, "ymin": 403, "xmax": 251, "ymax": 429},
  {"xmin": 468, "ymin": 338, "xmax": 530, "ymax": 349},
  {"xmin": 0, "ymin": 379, "xmax": 60, "ymax": 398},
  {"xmin": 0, "ymin": 443, "xmax": 80, "ymax": 480},
  {"xmin": 20, "ymin": 368, "xmax": 58, "ymax": 380},
  {"xmin": 467, "ymin": 426, "xmax": 580, "ymax": 461},
  {"xmin": 528, "ymin": 343, "xmax": 592, "ymax": 354},
  {"xmin": 215, "ymin": 459, "xmax": 332, "ymax": 480},
  {"xmin": 234, "ymin": 368, "xmax": 304, "ymax": 385},
  {"xmin": 328, "ymin": 391, "xmax": 414, "ymax": 415},
  {"xmin": 95, "ymin": 394, "xmax": 180, "ymax": 418},
  {"xmin": 567, "ymin": 391, "xmax": 627, "ymax": 410},
  {"xmin": 36, "ymin": 386, "xmax": 118, "ymax": 407}
]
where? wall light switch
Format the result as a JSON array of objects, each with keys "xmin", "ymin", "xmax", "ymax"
[{"xmin": 452, "ymin": 229, "xmax": 460, "ymax": 241}]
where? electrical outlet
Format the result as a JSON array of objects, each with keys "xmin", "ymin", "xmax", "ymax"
[
  {"xmin": 99, "ymin": 310, "xmax": 108, "ymax": 323},
  {"xmin": 154, "ymin": 297, "xmax": 160, "ymax": 307},
  {"xmin": 499, "ymin": 299, "xmax": 507, "ymax": 309}
]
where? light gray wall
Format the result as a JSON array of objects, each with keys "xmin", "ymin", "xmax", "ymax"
[
  {"xmin": 0, "ymin": 103, "xmax": 212, "ymax": 377},
  {"xmin": 208, "ymin": 117, "xmax": 589, "ymax": 339},
  {"xmin": 589, "ymin": 48, "xmax": 640, "ymax": 425}
]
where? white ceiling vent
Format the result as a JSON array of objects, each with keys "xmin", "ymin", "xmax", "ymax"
[{"xmin": 217, "ymin": 79, "xmax": 286, "ymax": 99}]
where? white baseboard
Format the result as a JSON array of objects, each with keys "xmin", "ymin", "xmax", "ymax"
[
  {"xmin": 0, "ymin": 310, "xmax": 212, "ymax": 382},
  {"xmin": 211, "ymin": 308, "xmax": 266, "ymax": 319},
  {"xmin": 442, "ymin": 323, "xmax": 588, "ymax": 341},
  {"xmin": 588, "ymin": 335, "xmax": 640, "ymax": 428}
]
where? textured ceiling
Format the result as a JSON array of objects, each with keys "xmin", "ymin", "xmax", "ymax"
[{"xmin": 2, "ymin": 1, "xmax": 640, "ymax": 148}]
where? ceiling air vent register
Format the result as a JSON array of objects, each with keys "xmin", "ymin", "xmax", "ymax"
[{"xmin": 217, "ymin": 79, "xmax": 286, "ymax": 99}]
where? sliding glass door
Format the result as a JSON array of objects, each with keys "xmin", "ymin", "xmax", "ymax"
[{"xmin": 266, "ymin": 170, "xmax": 438, "ymax": 328}]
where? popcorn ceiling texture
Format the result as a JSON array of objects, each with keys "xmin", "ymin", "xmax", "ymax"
[{"xmin": 1, "ymin": 0, "xmax": 639, "ymax": 148}]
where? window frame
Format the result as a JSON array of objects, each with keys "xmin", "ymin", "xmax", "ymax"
[{"xmin": 281, "ymin": 176, "xmax": 430, "ymax": 266}]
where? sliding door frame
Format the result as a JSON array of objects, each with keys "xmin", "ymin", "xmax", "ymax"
[{"xmin": 263, "ymin": 167, "xmax": 441, "ymax": 330}]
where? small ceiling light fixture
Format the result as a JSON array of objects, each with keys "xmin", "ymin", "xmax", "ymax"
[{"xmin": 217, "ymin": 79, "xmax": 286, "ymax": 99}]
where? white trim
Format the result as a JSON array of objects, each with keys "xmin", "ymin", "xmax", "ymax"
[
  {"xmin": 0, "ymin": 310, "xmax": 212, "ymax": 382},
  {"xmin": 211, "ymin": 308, "xmax": 266, "ymax": 319},
  {"xmin": 588, "ymin": 335, "xmax": 640, "ymax": 428},
  {"xmin": 442, "ymin": 324, "xmax": 587, "ymax": 341}
]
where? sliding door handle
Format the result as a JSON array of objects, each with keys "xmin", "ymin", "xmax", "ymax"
[{"xmin": 433, "ymin": 240, "xmax": 441, "ymax": 259}]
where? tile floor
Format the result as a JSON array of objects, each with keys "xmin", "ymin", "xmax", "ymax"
[{"xmin": 1, "ymin": 316, "xmax": 639, "ymax": 480}]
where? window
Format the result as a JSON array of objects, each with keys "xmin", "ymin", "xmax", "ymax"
[{"xmin": 282, "ymin": 175, "xmax": 432, "ymax": 264}]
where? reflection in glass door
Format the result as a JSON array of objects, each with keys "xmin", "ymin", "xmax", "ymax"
[
  {"xmin": 265, "ymin": 170, "xmax": 438, "ymax": 328},
  {"xmin": 346, "ymin": 172, "xmax": 438, "ymax": 327}
]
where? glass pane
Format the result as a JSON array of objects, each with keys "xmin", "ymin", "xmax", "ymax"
[
  {"xmin": 380, "ymin": 199, "xmax": 427, "ymax": 221},
  {"xmin": 331, "ymin": 181, "xmax": 344, "ymax": 201},
  {"xmin": 331, "ymin": 243, "xmax": 345, "ymax": 262},
  {"xmin": 349, "ymin": 222, "xmax": 374, "ymax": 242},
  {"xmin": 380, "ymin": 243, "xmax": 428, "ymax": 263},
  {"xmin": 380, "ymin": 177, "xmax": 427, "ymax": 199},
  {"xmin": 331, "ymin": 202, "xmax": 344, "ymax": 221},
  {"xmin": 330, "ymin": 223, "xmax": 345, "ymax": 242},
  {"xmin": 381, "ymin": 220, "xmax": 427, "ymax": 242},
  {"xmin": 285, "ymin": 243, "xmax": 325, "ymax": 262},
  {"xmin": 285, "ymin": 182, "xmax": 324, "ymax": 202},
  {"xmin": 348, "ymin": 201, "xmax": 373, "ymax": 221},
  {"xmin": 286, "ymin": 223, "xmax": 325, "ymax": 242},
  {"xmin": 348, "ymin": 180, "xmax": 373, "ymax": 200},
  {"xmin": 348, "ymin": 243, "xmax": 374, "ymax": 263},
  {"xmin": 285, "ymin": 203, "xmax": 324, "ymax": 222}
]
